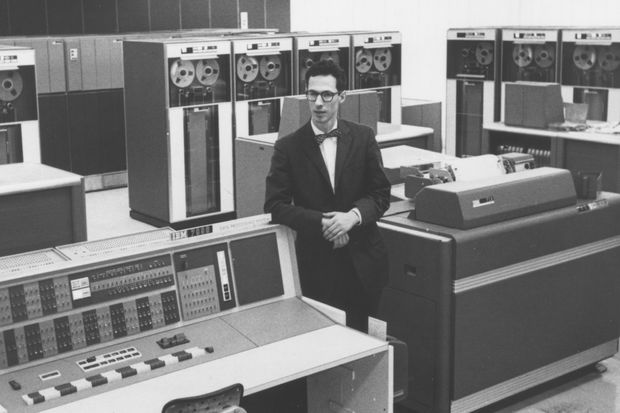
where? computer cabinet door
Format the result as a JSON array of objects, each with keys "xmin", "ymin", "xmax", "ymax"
[
  {"xmin": 98, "ymin": 89, "xmax": 126, "ymax": 173},
  {"xmin": 39, "ymin": 93, "xmax": 71, "ymax": 171}
]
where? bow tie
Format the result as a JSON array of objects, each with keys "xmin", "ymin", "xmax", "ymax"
[{"xmin": 314, "ymin": 129, "xmax": 342, "ymax": 145}]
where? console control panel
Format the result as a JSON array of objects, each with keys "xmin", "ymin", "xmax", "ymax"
[{"xmin": 0, "ymin": 223, "xmax": 293, "ymax": 412}]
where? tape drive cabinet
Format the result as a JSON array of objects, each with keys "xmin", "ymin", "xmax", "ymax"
[
  {"xmin": 0, "ymin": 45, "xmax": 40, "ymax": 164},
  {"xmin": 232, "ymin": 35, "xmax": 293, "ymax": 137},
  {"xmin": 501, "ymin": 28, "xmax": 561, "ymax": 121},
  {"xmin": 293, "ymin": 33, "xmax": 351, "ymax": 94},
  {"xmin": 561, "ymin": 28, "xmax": 620, "ymax": 122},
  {"xmin": 446, "ymin": 28, "xmax": 501, "ymax": 157},
  {"xmin": 351, "ymin": 31, "xmax": 402, "ymax": 123},
  {"xmin": 123, "ymin": 38, "xmax": 235, "ymax": 229}
]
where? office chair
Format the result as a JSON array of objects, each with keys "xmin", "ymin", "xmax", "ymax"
[{"xmin": 161, "ymin": 383, "xmax": 247, "ymax": 413}]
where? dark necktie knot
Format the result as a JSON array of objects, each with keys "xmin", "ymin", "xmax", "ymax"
[{"xmin": 315, "ymin": 128, "xmax": 341, "ymax": 145}]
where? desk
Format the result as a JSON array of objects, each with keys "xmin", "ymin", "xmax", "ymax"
[
  {"xmin": 0, "ymin": 163, "xmax": 86, "ymax": 256},
  {"xmin": 483, "ymin": 122, "xmax": 620, "ymax": 192},
  {"xmin": 375, "ymin": 122, "xmax": 435, "ymax": 149},
  {"xmin": 380, "ymin": 145, "xmax": 456, "ymax": 185},
  {"xmin": 39, "ymin": 323, "xmax": 390, "ymax": 413},
  {"xmin": 235, "ymin": 122, "xmax": 435, "ymax": 218}
]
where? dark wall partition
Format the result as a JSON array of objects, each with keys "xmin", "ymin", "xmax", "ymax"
[{"xmin": 0, "ymin": 0, "xmax": 291, "ymax": 35}]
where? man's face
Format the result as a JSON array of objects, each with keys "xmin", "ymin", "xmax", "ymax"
[{"xmin": 307, "ymin": 75, "xmax": 345, "ymax": 130}]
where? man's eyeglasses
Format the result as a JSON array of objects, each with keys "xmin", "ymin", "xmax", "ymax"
[{"xmin": 306, "ymin": 90, "xmax": 339, "ymax": 102}]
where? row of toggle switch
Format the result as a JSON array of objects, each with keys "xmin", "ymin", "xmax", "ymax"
[{"xmin": 22, "ymin": 345, "xmax": 215, "ymax": 406}]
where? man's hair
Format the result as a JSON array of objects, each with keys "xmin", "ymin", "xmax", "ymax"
[{"xmin": 305, "ymin": 59, "xmax": 347, "ymax": 92}]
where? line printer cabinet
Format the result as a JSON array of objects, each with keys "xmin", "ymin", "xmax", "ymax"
[{"xmin": 379, "ymin": 167, "xmax": 620, "ymax": 413}]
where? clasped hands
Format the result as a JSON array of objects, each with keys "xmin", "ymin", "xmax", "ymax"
[{"xmin": 321, "ymin": 211, "xmax": 359, "ymax": 249}]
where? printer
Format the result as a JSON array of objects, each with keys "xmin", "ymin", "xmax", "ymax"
[{"xmin": 379, "ymin": 167, "xmax": 620, "ymax": 413}]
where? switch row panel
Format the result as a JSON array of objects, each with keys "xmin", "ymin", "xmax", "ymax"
[
  {"xmin": 0, "ymin": 222, "xmax": 288, "ymax": 372},
  {"xmin": 0, "ymin": 290, "xmax": 180, "ymax": 369},
  {"xmin": 0, "ymin": 254, "xmax": 174, "ymax": 328}
]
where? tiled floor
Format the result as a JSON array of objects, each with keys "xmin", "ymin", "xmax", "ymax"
[
  {"xmin": 85, "ymin": 187, "xmax": 155, "ymax": 240},
  {"xmin": 86, "ymin": 188, "xmax": 620, "ymax": 413}
]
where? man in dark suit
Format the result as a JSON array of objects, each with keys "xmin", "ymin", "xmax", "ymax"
[{"xmin": 264, "ymin": 60, "xmax": 391, "ymax": 331}]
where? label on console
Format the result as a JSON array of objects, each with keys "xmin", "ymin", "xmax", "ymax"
[
  {"xmin": 590, "ymin": 199, "xmax": 608, "ymax": 209},
  {"xmin": 457, "ymin": 31, "xmax": 487, "ymax": 39},
  {"xmin": 39, "ymin": 370, "xmax": 61, "ymax": 381},
  {"xmin": 76, "ymin": 346, "xmax": 141, "ymax": 372},
  {"xmin": 575, "ymin": 32, "xmax": 612, "ymax": 41},
  {"xmin": 577, "ymin": 199, "xmax": 609, "ymax": 212},
  {"xmin": 365, "ymin": 35, "xmax": 393, "ymax": 44},
  {"xmin": 0, "ymin": 55, "xmax": 18, "ymax": 65},
  {"xmin": 472, "ymin": 196, "xmax": 495, "ymax": 208},
  {"xmin": 246, "ymin": 41, "xmax": 281, "ymax": 51},
  {"xmin": 70, "ymin": 277, "xmax": 91, "ymax": 300},
  {"xmin": 181, "ymin": 45, "xmax": 218, "ymax": 55},
  {"xmin": 513, "ymin": 32, "xmax": 548, "ymax": 40},
  {"xmin": 309, "ymin": 38, "xmax": 342, "ymax": 47}
]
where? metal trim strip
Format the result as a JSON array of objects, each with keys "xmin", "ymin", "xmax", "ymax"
[{"xmin": 454, "ymin": 236, "xmax": 620, "ymax": 293}]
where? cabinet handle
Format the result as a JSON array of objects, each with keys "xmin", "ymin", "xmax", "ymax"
[
  {"xmin": 457, "ymin": 74, "xmax": 485, "ymax": 79},
  {"xmin": 404, "ymin": 264, "xmax": 417, "ymax": 278}
]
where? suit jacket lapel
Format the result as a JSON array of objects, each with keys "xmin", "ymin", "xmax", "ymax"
[
  {"xmin": 300, "ymin": 122, "xmax": 332, "ymax": 190},
  {"xmin": 334, "ymin": 120, "xmax": 352, "ymax": 194}
]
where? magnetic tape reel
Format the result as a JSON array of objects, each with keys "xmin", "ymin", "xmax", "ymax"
[
  {"xmin": 0, "ymin": 70, "xmax": 23, "ymax": 102},
  {"xmin": 169, "ymin": 59, "xmax": 196, "ymax": 88},
  {"xmin": 300, "ymin": 57, "xmax": 316, "ymax": 88},
  {"xmin": 355, "ymin": 49, "xmax": 373, "ymax": 73},
  {"xmin": 259, "ymin": 55, "xmax": 282, "ymax": 81},
  {"xmin": 373, "ymin": 48, "xmax": 392, "ymax": 71},
  {"xmin": 320, "ymin": 51, "xmax": 340, "ymax": 67},
  {"xmin": 300, "ymin": 56, "xmax": 318, "ymax": 88},
  {"xmin": 512, "ymin": 44, "xmax": 533, "ymax": 68},
  {"xmin": 461, "ymin": 47, "xmax": 474, "ymax": 58},
  {"xmin": 534, "ymin": 44, "xmax": 555, "ymax": 69},
  {"xmin": 236, "ymin": 55, "xmax": 259, "ymax": 83},
  {"xmin": 196, "ymin": 59, "xmax": 220, "ymax": 86},
  {"xmin": 303, "ymin": 57, "xmax": 316, "ymax": 69},
  {"xmin": 573, "ymin": 45, "xmax": 597, "ymax": 71},
  {"xmin": 598, "ymin": 44, "xmax": 620, "ymax": 72},
  {"xmin": 475, "ymin": 42, "xmax": 494, "ymax": 66}
]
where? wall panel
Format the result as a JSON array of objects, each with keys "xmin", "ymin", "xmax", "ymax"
[
  {"xmin": 150, "ymin": 0, "xmax": 181, "ymax": 31},
  {"xmin": 98, "ymin": 90, "xmax": 126, "ymax": 172},
  {"xmin": 118, "ymin": 0, "xmax": 150, "ymax": 32},
  {"xmin": 0, "ymin": 0, "xmax": 10, "ymax": 36},
  {"xmin": 180, "ymin": 0, "xmax": 210, "ymax": 29},
  {"xmin": 210, "ymin": 0, "xmax": 238, "ymax": 28},
  {"xmin": 8, "ymin": 0, "xmax": 46, "ymax": 35},
  {"xmin": 46, "ymin": 0, "xmax": 84, "ymax": 35},
  {"xmin": 84, "ymin": 0, "xmax": 118, "ymax": 34},
  {"xmin": 239, "ymin": 0, "xmax": 264, "ymax": 28},
  {"xmin": 265, "ymin": 0, "xmax": 289, "ymax": 32}
]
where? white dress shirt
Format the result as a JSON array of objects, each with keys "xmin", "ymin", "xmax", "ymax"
[
  {"xmin": 311, "ymin": 120, "xmax": 362, "ymax": 225},
  {"xmin": 311, "ymin": 120, "xmax": 338, "ymax": 192}
]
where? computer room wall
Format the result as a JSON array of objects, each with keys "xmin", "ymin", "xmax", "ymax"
[{"xmin": 291, "ymin": 0, "xmax": 620, "ymax": 104}]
